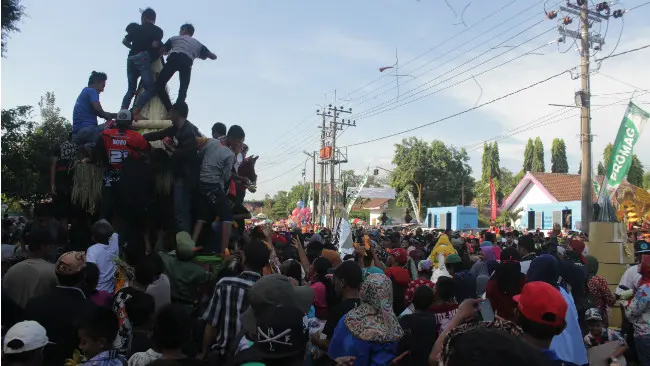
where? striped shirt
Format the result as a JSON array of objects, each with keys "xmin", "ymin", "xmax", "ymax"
[{"xmin": 202, "ymin": 271, "xmax": 261, "ymax": 354}]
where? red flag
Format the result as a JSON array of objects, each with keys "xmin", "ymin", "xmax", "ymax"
[
  {"xmin": 490, "ymin": 178, "xmax": 497, "ymax": 222},
  {"xmin": 379, "ymin": 66, "xmax": 394, "ymax": 72}
]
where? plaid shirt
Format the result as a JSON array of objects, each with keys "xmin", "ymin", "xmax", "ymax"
[
  {"xmin": 81, "ymin": 350, "xmax": 126, "ymax": 366},
  {"xmin": 202, "ymin": 271, "xmax": 261, "ymax": 354}
]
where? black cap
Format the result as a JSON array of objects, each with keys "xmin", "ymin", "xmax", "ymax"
[
  {"xmin": 250, "ymin": 305, "xmax": 308, "ymax": 359},
  {"xmin": 635, "ymin": 240, "xmax": 650, "ymax": 254}
]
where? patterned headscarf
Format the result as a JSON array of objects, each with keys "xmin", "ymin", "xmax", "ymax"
[
  {"xmin": 55, "ymin": 251, "xmax": 86, "ymax": 275},
  {"xmin": 345, "ymin": 273, "xmax": 403, "ymax": 343},
  {"xmin": 440, "ymin": 320, "xmax": 523, "ymax": 364}
]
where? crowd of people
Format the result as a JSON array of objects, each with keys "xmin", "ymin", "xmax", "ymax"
[
  {"xmin": 2, "ymin": 210, "xmax": 650, "ymax": 365},
  {"xmin": 2, "ymin": 6, "xmax": 650, "ymax": 366}
]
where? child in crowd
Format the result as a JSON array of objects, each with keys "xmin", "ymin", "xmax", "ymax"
[
  {"xmin": 583, "ymin": 308, "xmax": 628, "ymax": 361},
  {"xmin": 145, "ymin": 254, "xmax": 171, "ymax": 312},
  {"xmin": 76, "ymin": 306, "xmax": 126, "ymax": 365},
  {"xmin": 429, "ymin": 276, "xmax": 459, "ymax": 337},
  {"xmin": 156, "ymin": 23, "xmax": 217, "ymax": 112},
  {"xmin": 398, "ymin": 286, "xmax": 439, "ymax": 366},
  {"xmin": 85, "ymin": 262, "xmax": 113, "ymax": 308},
  {"xmin": 86, "ymin": 220, "xmax": 119, "ymax": 293},
  {"xmin": 126, "ymin": 292, "xmax": 156, "ymax": 357}
]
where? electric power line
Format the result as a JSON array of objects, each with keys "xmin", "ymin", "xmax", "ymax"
[
  {"xmin": 342, "ymin": 69, "xmax": 571, "ymax": 148},
  {"xmin": 346, "ymin": 0, "xmax": 561, "ymax": 108},
  {"xmin": 354, "ymin": 32, "xmax": 557, "ymax": 121},
  {"xmin": 463, "ymin": 93, "xmax": 647, "ymax": 152},
  {"xmin": 257, "ymin": 159, "xmax": 309, "ymax": 184},
  {"xmin": 351, "ymin": 25, "xmax": 556, "ymax": 120},
  {"xmin": 341, "ymin": 0, "xmax": 520, "ymax": 101},
  {"xmin": 338, "ymin": 44, "xmax": 649, "ymax": 149}
]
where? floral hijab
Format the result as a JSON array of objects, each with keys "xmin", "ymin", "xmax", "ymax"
[
  {"xmin": 440, "ymin": 320, "xmax": 523, "ymax": 365},
  {"xmin": 345, "ymin": 273, "xmax": 404, "ymax": 343}
]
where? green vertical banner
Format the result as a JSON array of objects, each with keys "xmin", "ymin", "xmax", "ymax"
[{"xmin": 600, "ymin": 102, "xmax": 649, "ymax": 200}]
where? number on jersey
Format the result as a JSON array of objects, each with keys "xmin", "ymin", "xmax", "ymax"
[{"xmin": 109, "ymin": 149, "xmax": 130, "ymax": 164}]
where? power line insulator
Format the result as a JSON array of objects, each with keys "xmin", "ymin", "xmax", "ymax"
[
  {"xmin": 547, "ymin": 10, "xmax": 558, "ymax": 19},
  {"xmin": 562, "ymin": 16, "xmax": 572, "ymax": 25},
  {"xmin": 576, "ymin": 0, "xmax": 587, "ymax": 6},
  {"xmin": 596, "ymin": 2, "xmax": 610, "ymax": 14},
  {"xmin": 612, "ymin": 9, "xmax": 623, "ymax": 18}
]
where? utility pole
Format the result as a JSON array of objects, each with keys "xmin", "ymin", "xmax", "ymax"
[
  {"xmin": 303, "ymin": 150, "xmax": 317, "ymax": 225},
  {"xmin": 328, "ymin": 105, "xmax": 354, "ymax": 226},
  {"xmin": 579, "ymin": 1, "xmax": 592, "ymax": 231},
  {"xmin": 553, "ymin": 0, "xmax": 620, "ymax": 230},
  {"xmin": 316, "ymin": 108, "xmax": 329, "ymax": 227}
]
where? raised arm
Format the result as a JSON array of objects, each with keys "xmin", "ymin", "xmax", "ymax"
[
  {"xmin": 143, "ymin": 126, "xmax": 174, "ymax": 142},
  {"xmin": 199, "ymin": 45, "xmax": 217, "ymax": 60}
]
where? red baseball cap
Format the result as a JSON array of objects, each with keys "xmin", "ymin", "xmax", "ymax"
[
  {"xmin": 390, "ymin": 248, "xmax": 408, "ymax": 265},
  {"xmin": 513, "ymin": 281, "xmax": 567, "ymax": 327}
]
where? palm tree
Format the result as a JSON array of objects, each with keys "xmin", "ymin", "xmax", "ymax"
[{"xmin": 497, "ymin": 208, "xmax": 524, "ymax": 227}]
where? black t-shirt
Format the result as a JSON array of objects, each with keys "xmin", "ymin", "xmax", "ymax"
[
  {"xmin": 129, "ymin": 330, "xmax": 152, "ymax": 358},
  {"xmin": 398, "ymin": 312, "xmax": 438, "ymax": 366},
  {"xmin": 125, "ymin": 22, "xmax": 163, "ymax": 58},
  {"xmin": 52, "ymin": 140, "xmax": 78, "ymax": 171},
  {"xmin": 51, "ymin": 140, "xmax": 78, "ymax": 191},
  {"xmin": 322, "ymin": 298, "xmax": 360, "ymax": 339}
]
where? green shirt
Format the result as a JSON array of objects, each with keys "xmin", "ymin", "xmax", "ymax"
[{"xmin": 159, "ymin": 251, "xmax": 215, "ymax": 304}]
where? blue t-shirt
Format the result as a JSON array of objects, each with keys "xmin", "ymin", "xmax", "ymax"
[{"xmin": 72, "ymin": 87, "xmax": 99, "ymax": 133}]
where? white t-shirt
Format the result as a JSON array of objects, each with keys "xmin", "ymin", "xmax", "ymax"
[
  {"xmin": 86, "ymin": 233, "xmax": 119, "ymax": 293},
  {"xmin": 146, "ymin": 274, "xmax": 171, "ymax": 311},
  {"xmin": 617, "ymin": 264, "xmax": 642, "ymax": 294}
]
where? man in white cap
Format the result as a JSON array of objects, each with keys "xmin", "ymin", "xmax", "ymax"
[{"xmin": 3, "ymin": 320, "xmax": 51, "ymax": 366}]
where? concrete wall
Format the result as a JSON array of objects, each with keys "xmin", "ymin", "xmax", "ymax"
[
  {"xmin": 525, "ymin": 201, "xmax": 582, "ymax": 231},
  {"xmin": 423, "ymin": 206, "xmax": 479, "ymax": 230},
  {"xmin": 511, "ymin": 183, "xmax": 554, "ymax": 212}
]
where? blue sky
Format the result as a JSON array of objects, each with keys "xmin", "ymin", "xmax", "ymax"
[{"xmin": 2, "ymin": 0, "xmax": 649, "ymax": 199}]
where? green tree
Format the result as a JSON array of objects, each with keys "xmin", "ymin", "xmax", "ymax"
[
  {"xmin": 643, "ymin": 171, "xmax": 650, "ymax": 190},
  {"xmin": 1, "ymin": 0, "xmax": 25, "ymax": 56},
  {"xmin": 1, "ymin": 105, "xmax": 36, "ymax": 199},
  {"xmin": 531, "ymin": 137, "xmax": 545, "ymax": 172},
  {"xmin": 1, "ymin": 92, "xmax": 71, "ymax": 202},
  {"xmin": 597, "ymin": 161, "xmax": 606, "ymax": 176},
  {"xmin": 348, "ymin": 210, "xmax": 370, "ymax": 222},
  {"xmin": 603, "ymin": 143, "xmax": 613, "ymax": 169},
  {"xmin": 286, "ymin": 182, "xmax": 313, "ymax": 214},
  {"xmin": 577, "ymin": 161, "xmax": 581, "ymax": 174},
  {"xmin": 480, "ymin": 142, "xmax": 501, "ymax": 181},
  {"xmin": 391, "ymin": 138, "xmax": 474, "ymax": 211},
  {"xmin": 523, "ymin": 138, "xmax": 534, "ymax": 172},
  {"xmin": 270, "ymin": 191, "xmax": 290, "ymax": 219},
  {"xmin": 551, "ymin": 138, "xmax": 568, "ymax": 173},
  {"xmin": 496, "ymin": 208, "xmax": 524, "ymax": 227},
  {"xmin": 499, "ymin": 167, "xmax": 517, "ymax": 202},
  {"xmin": 628, "ymin": 155, "xmax": 644, "ymax": 187}
]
